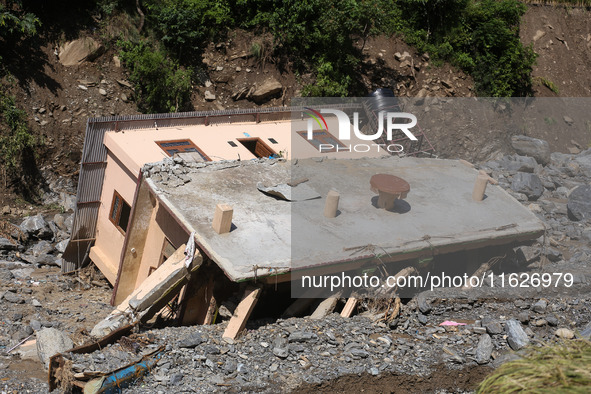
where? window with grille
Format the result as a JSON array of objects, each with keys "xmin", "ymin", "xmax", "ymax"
[
  {"xmin": 156, "ymin": 139, "xmax": 210, "ymax": 161},
  {"xmin": 109, "ymin": 191, "xmax": 131, "ymax": 233}
]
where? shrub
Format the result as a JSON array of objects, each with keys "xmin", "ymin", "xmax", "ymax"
[
  {"xmin": 381, "ymin": 0, "xmax": 537, "ymax": 97},
  {"xmin": 118, "ymin": 40, "xmax": 192, "ymax": 113},
  {"xmin": 478, "ymin": 340, "xmax": 591, "ymax": 392},
  {"xmin": 0, "ymin": 87, "xmax": 36, "ymax": 170},
  {"xmin": 146, "ymin": 0, "xmax": 233, "ymax": 63}
]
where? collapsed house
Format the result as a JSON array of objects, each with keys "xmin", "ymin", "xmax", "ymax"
[
  {"xmin": 62, "ymin": 106, "xmax": 393, "ymax": 284},
  {"xmin": 63, "ymin": 106, "xmax": 544, "ymax": 340}
]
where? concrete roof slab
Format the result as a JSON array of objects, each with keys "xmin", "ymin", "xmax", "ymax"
[{"xmin": 145, "ymin": 157, "xmax": 545, "ymax": 282}]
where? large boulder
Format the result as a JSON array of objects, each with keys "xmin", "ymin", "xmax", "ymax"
[
  {"xmin": 499, "ymin": 155, "xmax": 538, "ymax": 173},
  {"xmin": 58, "ymin": 37, "xmax": 105, "ymax": 66},
  {"xmin": 0, "ymin": 237, "xmax": 19, "ymax": 251},
  {"xmin": 511, "ymin": 173, "xmax": 544, "ymax": 200},
  {"xmin": 511, "ymin": 135, "xmax": 551, "ymax": 165},
  {"xmin": 36, "ymin": 328, "xmax": 74, "ymax": 369},
  {"xmin": 31, "ymin": 240, "xmax": 53, "ymax": 257},
  {"xmin": 250, "ymin": 78, "xmax": 282, "ymax": 103},
  {"xmin": 20, "ymin": 214, "xmax": 53, "ymax": 240},
  {"xmin": 567, "ymin": 185, "xmax": 591, "ymax": 221},
  {"xmin": 574, "ymin": 149, "xmax": 591, "ymax": 173}
]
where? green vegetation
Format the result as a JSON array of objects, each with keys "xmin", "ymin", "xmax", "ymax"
[
  {"xmin": 477, "ymin": 340, "xmax": 591, "ymax": 393},
  {"xmin": 3, "ymin": 0, "xmax": 541, "ymax": 117},
  {"xmin": 0, "ymin": 86, "xmax": 36, "ymax": 172},
  {"xmin": 146, "ymin": 0, "xmax": 233, "ymax": 63},
  {"xmin": 97, "ymin": 0, "xmax": 538, "ymax": 105},
  {"xmin": 536, "ymin": 76, "xmax": 559, "ymax": 94},
  {"xmin": 383, "ymin": 0, "xmax": 537, "ymax": 97},
  {"xmin": 544, "ymin": 116, "xmax": 557, "ymax": 125},
  {"xmin": 0, "ymin": 1, "xmax": 40, "ymax": 39},
  {"xmin": 118, "ymin": 40, "xmax": 192, "ymax": 113}
]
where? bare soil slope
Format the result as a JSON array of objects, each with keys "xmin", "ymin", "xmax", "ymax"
[{"xmin": 521, "ymin": 4, "xmax": 591, "ymax": 97}]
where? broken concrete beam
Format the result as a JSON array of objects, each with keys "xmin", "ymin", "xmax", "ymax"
[
  {"xmin": 212, "ymin": 204, "xmax": 233, "ymax": 234},
  {"xmin": 223, "ymin": 286, "xmax": 262, "ymax": 340},
  {"xmin": 91, "ymin": 244, "xmax": 202, "ymax": 337}
]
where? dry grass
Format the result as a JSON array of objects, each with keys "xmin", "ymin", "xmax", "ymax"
[
  {"xmin": 0, "ymin": 219, "xmax": 25, "ymax": 243},
  {"xmin": 477, "ymin": 339, "xmax": 591, "ymax": 393},
  {"xmin": 54, "ymin": 358, "xmax": 74, "ymax": 392}
]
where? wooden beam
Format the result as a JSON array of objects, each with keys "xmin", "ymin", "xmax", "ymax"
[
  {"xmin": 340, "ymin": 297, "xmax": 358, "ymax": 318},
  {"xmin": 212, "ymin": 204, "xmax": 233, "ymax": 234},
  {"xmin": 222, "ymin": 286, "xmax": 262, "ymax": 340}
]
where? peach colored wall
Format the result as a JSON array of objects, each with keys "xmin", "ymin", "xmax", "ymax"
[
  {"xmin": 89, "ymin": 151, "xmax": 138, "ymax": 284},
  {"xmin": 134, "ymin": 204, "xmax": 188, "ymax": 289},
  {"xmin": 104, "ymin": 118, "xmax": 385, "ymax": 174}
]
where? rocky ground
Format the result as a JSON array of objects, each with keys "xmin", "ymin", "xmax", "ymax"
[{"xmin": 0, "ymin": 135, "xmax": 590, "ymax": 393}]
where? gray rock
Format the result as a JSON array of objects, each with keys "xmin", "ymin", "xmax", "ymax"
[
  {"xmin": 0, "ymin": 268, "xmax": 14, "ymax": 281},
  {"xmin": 499, "ymin": 155, "xmax": 538, "ymax": 173},
  {"xmin": 417, "ymin": 314, "xmax": 428, "ymax": 325},
  {"xmin": 545, "ymin": 248, "xmax": 562, "ymax": 262},
  {"xmin": 273, "ymin": 346, "xmax": 288, "ymax": 358},
  {"xmin": 288, "ymin": 331, "xmax": 317, "ymax": 343},
  {"xmin": 511, "ymin": 135, "xmax": 551, "ymax": 165},
  {"xmin": 53, "ymin": 214, "xmax": 67, "ymax": 231},
  {"xmin": 20, "ymin": 214, "xmax": 53, "ymax": 239},
  {"xmin": 55, "ymin": 239, "xmax": 68, "ymax": 254},
  {"xmin": 511, "ymin": 173, "xmax": 544, "ymax": 200},
  {"xmin": 517, "ymin": 311, "xmax": 530, "ymax": 324},
  {"xmin": 567, "ymin": 185, "xmax": 591, "ymax": 221},
  {"xmin": 574, "ymin": 149, "xmax": 591, "ymax": 173},
  {"xmin": 30, "ymin": 320, "xmax": 42, "ymax": 331},
  {"xmin": 514, "ymin": 245, "xmax": 541, "ymax": 265},
  {"xmin": 546, "ymin": 316, "xmax": 559, "ymax": 326},
  {"xmin": 3, "ymin": 291, "xmax": 24, "ymax": 304},
  {"xmin": 505, "ymin": 320, "xmax": 529, "ymax": 350},
  {"xmin": 532, "ymin": 300, "xmax": 547, "ymax": 314},
  {"xmin": 350, "ymin": 348, "xmax": 369, "ymax": 358},
  {"xmin": 11, "ymin": 268, "xmax": 35, "ymax": 280},
  {"xmin": 178, "ymin": 332, "xmax": 204, "ymax": 348},
  {"xmin": 272, "ymin": 337, "xmax": 289, "ymax": 358},
  {"xmin": 36, "ymin": 328, "xmax": 74, "ymax": 369},
  {"xmin": 580, "ymin": 322, "xmax": 591, "ymax": 339},
  {"xmin": 417, "ymin": 293, "xmax": 432, "ymax": 314},
  {"xmin": 484, "ymin": 320, "xmax": 503, "ymax": 335},
  {"xmin": 475, "ymin": 334, "xmax": 493, "ymax": 365},
  {"xmin": 0, "ymin": 237, "xmax": 19, "ymax": 251},
  {"xmin": 31, "ymin": 240, "xmax": 53, "ymax": 256},
  {"xmin": 171, "ymin": 373, "xmax": 184, "ymax": 384}
]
